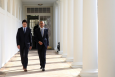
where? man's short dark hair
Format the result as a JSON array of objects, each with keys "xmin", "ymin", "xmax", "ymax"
[{"xmin": 22, "ymin": 20, "xmax": 27, "ymax": 24}]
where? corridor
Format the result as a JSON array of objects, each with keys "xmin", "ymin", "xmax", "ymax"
[
  {"xmin": 0, "ymin": 50, "xmax": 81, "ymax": 77},
  {"xmin": 1, "ymin": 0, "xmax": 115, "ymax": 76}
]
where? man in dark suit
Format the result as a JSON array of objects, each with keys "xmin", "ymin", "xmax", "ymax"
[
  {"xmin": 33, "ymin": 24, "xmax": 39, "ymax": 36},
  {"xmin": 33, "ymin": 24, "xmax": 39, "ymax": 49},
  {"xmin": 35, "ymin": 21, "xmax": 49, "ymax": 71},
  {"xmin": 16, "ymin": 20, "xmax": 32, "ymax": 72}
]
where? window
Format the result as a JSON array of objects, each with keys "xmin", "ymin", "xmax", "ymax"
[{"xmin": 27, "ymin": 7, "xmax": 51, "ymax": 13}]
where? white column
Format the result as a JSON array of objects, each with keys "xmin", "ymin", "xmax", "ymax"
[
  {"xmin": 98, "ymin": 0, "xmax": 115, "ymax": 77},
  {"xmin": 0, "ymin": 13, "xmax": 1, "ymax": 68},
  {"xmin": 62, "ymin": 0, "xmax": 68, "ymax": 58},
  {"xmin": 53, "ymin": 3, "xmax": 58, "ymax": 50},
  {"xmin": 57, "ymin": 0, "xmax": 63, "ymax": 55},
  {"xmin": 71, "ymin": 0, "xmax": 83, "ymax": 68},
  {"xmin": 80, "ymin": 0, "xmax": 98, "ymax": 77},
  {"xmin": 66, "ymin": 0, "xmax": 74, "ymax": 62},
  {"xmin": 56, "ymin": 1, "xmax": 60, "ymax": 46}
]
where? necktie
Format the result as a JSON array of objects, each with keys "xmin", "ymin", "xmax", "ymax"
[
  {"xmin": 24, "ymin": 28, "xmax": 26, "ymax": 33},
  {"xmin": 41, "ymin": 28, "xmax": 44, "ymax": 37}
]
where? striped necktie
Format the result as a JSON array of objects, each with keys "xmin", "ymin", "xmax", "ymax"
[
  {"xmin": 41, "ymin": 28, "xmax": 44, "ymax": 37},
  {"xmin": 24, "ymin": 28, "xmax": 26, "ymax": 33}
]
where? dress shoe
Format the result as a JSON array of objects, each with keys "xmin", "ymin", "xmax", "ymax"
[
  {"xmin": 42, "ymin": 68, "xmax": 45, "ymax": 71},
  {"xmin": 24, "ymin": 69, "xmax": 27, "ymax": 72}
]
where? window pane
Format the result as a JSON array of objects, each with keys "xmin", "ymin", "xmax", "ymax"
[
  {"xmin": 40, "ymin": 16, "xmax": 44, "ymax": 21},
  {"xmin": 43, "ymin": 8, "xmax": 46, "ymax": 13},
  {"xmin": 39, "ymin": 8, "xmax": 42, "ymax": 13},
  {"xmin": 27, "ymin": 8, "xmax": 31, "ymax": 13},
  {"xmin": 35, "ymin": 8, "xmax": 38, "ymax": 13},
  {"xmin": 31, "ymin": 8, "xmax": 34, "ymax": 13},
  {"xmin": 47, "ymin": 8, "xmax": 50, "ymax": 13}
]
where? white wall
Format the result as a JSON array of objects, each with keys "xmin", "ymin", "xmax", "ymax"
[
  {"xmin": 53, "ymin": 2, "xmax": 59, "ymax": 50},
  {"xmin": 0, "ymin": 0, "xmax": 22, "ymax": 68}
]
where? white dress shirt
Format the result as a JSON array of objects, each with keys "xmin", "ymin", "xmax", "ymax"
[{"xmin": 40, "ymin": 27, "xmax": 44, "ymax": 37}]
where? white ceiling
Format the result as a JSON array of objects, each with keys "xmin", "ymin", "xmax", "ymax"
[{"xmin": 22, "ymin": 0, "xmax": 57, "ymax": 6}]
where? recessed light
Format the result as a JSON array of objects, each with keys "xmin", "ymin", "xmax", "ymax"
[{"xmin": 38, "ymin": 4, "xmax": 43, "ymax": 6}]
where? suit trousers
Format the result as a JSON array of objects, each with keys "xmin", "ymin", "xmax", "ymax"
[
  {"xmin": 37, "ymin": 45, "xmax": 47, "ymax": 68},
  {"xmin": 20, "ymin": 44, "xmax": 29, "ymax": 69}
]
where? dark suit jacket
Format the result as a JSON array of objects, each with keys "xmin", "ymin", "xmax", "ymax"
[
  {"xmin": 35, "ymin": 28, "xmax": 49, "ymax": 49},
  {"xmin": 16, "ymin": 27, "xmax": 32, "ymax": 48},
  {"xmin": 33, "ymin": 25, "xmax": 39, "ymax": 36}
]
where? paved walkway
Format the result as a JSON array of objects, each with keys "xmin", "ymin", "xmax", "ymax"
[{"xmin": 0, "ymin": 50, "xmax": 81, "ymax": 77}]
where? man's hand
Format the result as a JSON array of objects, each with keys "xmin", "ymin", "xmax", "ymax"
[
  {"xmin": 47, "ymin": 46, "xmax": 49, "ymax": 49},
  {"xmin": 29, "ymin": 46, "xmax": 32, "ymax": 50},
  {"xmin": 38, "ymin": 41, "xmax": 43, "ymax": 45},
  {"xmin": 17, "ymin": 45, "xmax": 20, "ymax": 49}
]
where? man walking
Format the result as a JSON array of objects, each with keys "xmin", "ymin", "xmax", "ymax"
[
  {"xmin": 35, "ymin": 21, "xmax": 49, "ymax": 71},
  {"xmin": 16, "ymin": 20, "xmax": 32, "ymax": 72}
]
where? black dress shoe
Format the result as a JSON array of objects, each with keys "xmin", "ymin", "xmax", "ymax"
[
  {"xmin": 42, "ymin": 68, "xmax": 45, "ymax": 71},
  {"xmin": 40, "ymin": 66, "xmax": 42, "ymax": 69}
]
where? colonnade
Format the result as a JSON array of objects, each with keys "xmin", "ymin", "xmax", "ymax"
[{"xmin": 56, "ymin": 0, "xmax": 115, "ymax": 77}]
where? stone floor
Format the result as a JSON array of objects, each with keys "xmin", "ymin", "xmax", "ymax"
[{"xmin": 0, "ymin": 50, "xmax": 81, "ymax": 77}]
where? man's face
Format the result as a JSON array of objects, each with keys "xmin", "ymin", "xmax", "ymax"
[
  {"xmin": 39, "ymin": 21, "xmax": 44, "ymax": 28},
  {"xmin": 22, "ymin": 22, "xmax": 27, "ymax": 28}
]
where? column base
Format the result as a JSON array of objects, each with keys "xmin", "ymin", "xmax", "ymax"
[
  {"xmin": 80, "ymin": 69, "xmax": 98, "ymax": 77},
  {"xmin": 62, "ymin": 53, "xmax": 67, "ymax": 58},
  {"xmin": 71, "ymin": 62, "xmax": 82, "ymax": 68},
  {"xmin": 54, "ymin": 47, "xmax": 57, "ymax": 51},
  {"xmin": 66, "ymin": 57, "xmax": 73, "ymax": 62},
  {"xmin": 58, "ymin": 51, "xmax": 63, "ymax": 55}
]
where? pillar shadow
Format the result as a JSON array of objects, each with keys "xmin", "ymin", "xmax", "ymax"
[
  {"xmin": 5, "ymin": 61, "xmax": 66, "ymax": 68},
  {"xmin": 14, "ymin": 54, "xmax": 59, "ymax": 57},
  {"xmin": 9, "ymin": 57, "xmax": 64, "ymax": 62},
  {"xmin": 5, "ymin": 67, "xmax": 73, "ymax": 77}
]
